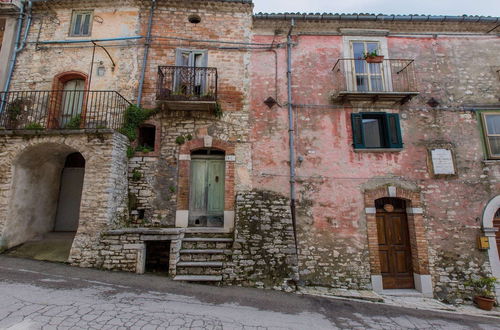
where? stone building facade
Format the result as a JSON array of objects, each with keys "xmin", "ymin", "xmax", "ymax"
[{"xmin": 0, "ymin": 0, "xmax": 499, "ymax": 304}]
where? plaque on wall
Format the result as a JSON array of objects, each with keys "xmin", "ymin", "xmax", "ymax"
[{"xmin": 430, "ymin": 148, "xmax": 456, "ymax": 175}]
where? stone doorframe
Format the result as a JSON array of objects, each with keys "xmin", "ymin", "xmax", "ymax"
[
  {"xmin": 364, "ymin": 185, "xmax": 433, "ymax": 296},
  {"xmin": 175, "ymin": 136, "xmax": 236, "ymax": 232},
  {"xmin": 481, "ymin": 196, "xmax": 500, "ymax": 302}
]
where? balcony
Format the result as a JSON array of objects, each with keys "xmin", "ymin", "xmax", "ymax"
[
  {"xmin": 0, "ymin": 90, "xmax": 130, "ymax": 130},
  {"xmin": 332, "ymin": 59, "xmax": 419, "ymax": 104},
  {"xmin": 156, "ymin": 66, "xmax": 218, "ymax": 111},
  {"xmin": 0, "ymin": 0, "xmax": 22, "ymax": 12}
]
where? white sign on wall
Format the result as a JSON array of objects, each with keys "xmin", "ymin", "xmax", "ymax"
[{"xmin": 430, "ymin": 149, "xmax": 455, "ymax": 175}]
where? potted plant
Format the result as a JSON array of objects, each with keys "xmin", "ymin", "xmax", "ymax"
[
  {"xmin": 467, "ymin": 276, "xmax": 497, "ymax": 311},
  {"xmin": 364, "ymin": 50, "xmax": 384, "ymax": 63}
]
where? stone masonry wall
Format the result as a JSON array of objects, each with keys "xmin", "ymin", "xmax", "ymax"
[{"xmin": 225, "ymin": 190, "xmax": 298, "ymax": 290}]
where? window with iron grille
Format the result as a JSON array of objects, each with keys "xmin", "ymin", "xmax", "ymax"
[
  {"xmin": 70, "ymin": 10, "xmax": 93, "ymax": 37},
  {"xmin": 351, "ymin": 112, "xmax": 403, "ymax": 149},
  {"xmin": 481, "ymin": 112, "xmax": 500, "ymax": 159}
]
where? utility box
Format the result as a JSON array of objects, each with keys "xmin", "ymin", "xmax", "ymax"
[{"xmin": 478, "ymin": 236, "xmax": 490, "ymax": 250}]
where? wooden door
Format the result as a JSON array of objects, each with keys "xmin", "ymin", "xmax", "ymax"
[
  {"xmin": 188, "ymin": 157, "xmax": 224, "ymax": 227},
  {"xmin": 377, "ymin": 212, "xmax": 414, "ymax": 289},
  {"xmin": 494, "ymin": 210, "xmax": 500, "ymax": 257}
]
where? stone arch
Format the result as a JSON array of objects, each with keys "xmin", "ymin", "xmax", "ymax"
[
  {"xmin": 481, "ymin": 196, "xmax": 500, "ymax": 301},
  {"xmin": 364, "ymin": 184, "xmax": 432, "ymax": 296},
  {"xmin": 2, "ymin": 142, "xmax": 85, "ymax": 250},
  {"xmin": 176, "ymin": 136, "xmax": 235, "ymax": 231},
  {"xmin": 48, "ymin": 71, "xmax": 89, "ymax": 129}
]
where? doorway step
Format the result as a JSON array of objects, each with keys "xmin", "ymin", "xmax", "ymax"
[{"xmin": 173, "ymin": 232, "xmax": 233, "ymax": 282}]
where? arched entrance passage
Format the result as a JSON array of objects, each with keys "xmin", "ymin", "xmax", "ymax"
[
  {"xmin": 365, "ymin": 185, "xmax": 432, "ymax": 296},
  {"xmin": 481, "ymin": 196, "xmax": 500, "ymax": 302},
  {"xmin": 2, "ymin": 143, "xmax": 85, "ymax": 260}
]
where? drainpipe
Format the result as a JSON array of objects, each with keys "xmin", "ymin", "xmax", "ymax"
[
  {"xmin": 137, "ymin": 0, "xmax": 156, "ymax": 107},
  {"xmin": 286, "ymin": 19, "xmax": 299, "ymax": 272},
  {"xmin": 2, "ymin": 1, "xmax": 26, "ymax": 95}
]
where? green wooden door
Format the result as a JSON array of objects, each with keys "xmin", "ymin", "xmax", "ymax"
[{"xmin": 189, "ymin": 157, "xmax": 224, "ymax": 227}]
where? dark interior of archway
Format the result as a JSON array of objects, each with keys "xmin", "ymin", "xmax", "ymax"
[{"xmin": 64, "ymin": 152, "xmax": 85, "ymax": 168}]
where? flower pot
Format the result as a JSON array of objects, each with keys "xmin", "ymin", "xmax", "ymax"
[
  {"xmin": 365, "ymin": 55, "xmax": 384, "ymax": 64},
  {"xmin": 474, "ymin": 296, "xmax": 496, "ymax": 311}
]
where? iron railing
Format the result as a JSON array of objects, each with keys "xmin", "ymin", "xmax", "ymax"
[
  {"xmin": 157, "ymin": 66, "xmax": 218, "ymax": 102},
  {"xmin": 0, "ymin": 90, "xmax": 131, "ymax": 130},
  {"xmin": 332, "ymin": 59, "xmax": 417, "ymax": 93}
]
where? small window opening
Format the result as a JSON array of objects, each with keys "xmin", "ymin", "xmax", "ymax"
[
  {"xmin": 138, "ymin": 124, "xmax": 156, "ymax": 150},
  {"xmin": 64, "ymin": 152, "xmax": 85, "ymax": 168},
  {"xmin": 145, "ymin": 241, "xmax": 170, "ymax": 275},
  {"xmin": 188, "ymin": 14, "xmax": 201, "ymax": 24},
  {"xmin": 138, "ymin": 209, "xmax": 145, "ymax": 220},
  {"xmin": 191, "ymin": 148, "xmax": 225, "ymax": 156}
]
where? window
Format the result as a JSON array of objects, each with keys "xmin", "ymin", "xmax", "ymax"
[
  {"xmin": 175, "ymin": 49, "xmax": 208, "ymax": 96},
  {"xmin": 138, "ymin": 125, "xmax": 156, "ymax": 150},
  {"xmin": 482, "ymin": 113, "xmax": 500, "ymax": 159},
  {"xmin": 351, "ymin": 113, "xmax": 402, "ymax": 149},
  {"xmin": 351, "ymin": 41, "xmax": 385, "ymax": 92},
  {"xmin": 70, "ymin": 11, "xmax": 93, "ymax": 37}
]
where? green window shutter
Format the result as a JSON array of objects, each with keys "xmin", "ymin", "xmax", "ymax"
[
  {"xmin": 387, "ymin": 113, "xmax": 403, "ymax": 148},
  {"xmin": 73, "ymin": 14, "xmax": 82, "ymax": 35},
  {"xmin": 351, "ymin": 113, "xmax": 364, "ymax": 149},
  {"xmin": 81, "ymin": 13, "xmax": 91, "ymax": 35}
]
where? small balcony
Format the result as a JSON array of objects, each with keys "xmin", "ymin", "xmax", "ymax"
[
  {"xmin": 332, "ymin": 59, "xmax": 419, "ymax": 104},
  {"xmin": 156, "ymin": 66, "xmax": 218, "ymax": 111},
  {"xmin": 0, "ymin": 90, "xmax": 130, "ymax": 130}
]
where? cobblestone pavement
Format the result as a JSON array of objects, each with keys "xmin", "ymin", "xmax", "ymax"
[{"xmin": 0, "ymin": 256, "xmax": 499, "ymax": 329}]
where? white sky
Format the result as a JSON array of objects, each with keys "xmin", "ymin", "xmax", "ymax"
[{"xmin": 252, "ymin": 0, "xmax": 500, "ymax": 17}]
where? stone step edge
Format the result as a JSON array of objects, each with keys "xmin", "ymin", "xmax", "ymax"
[
  {"xmin": 182, "ymin": 237, "xmax": 233, "ymax": 242},
  {"xmin": 173, "ymin": 275, "xmax": 222, "ymax": 282},
  {"xmin": 179, "ymin": 249, "xmax": 226, "ymax": 254},
  {"xmin": 177, "ymin": 261, "xmax": 223, "ymax": 267}
]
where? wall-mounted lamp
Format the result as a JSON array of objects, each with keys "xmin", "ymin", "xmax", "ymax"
[{"xmin": 97, "ymin": 61, "xmax": 106, "ymax": 77}]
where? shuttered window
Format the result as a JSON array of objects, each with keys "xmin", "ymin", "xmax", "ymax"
[
  {"xmin": 70, "ymin": 11, "xmax": 93, "ymax": 37},
  {"xmin": 481, "ymin": 112, "xmax": 500, "ymax": 159},
  {"xmin": 351, "ymin": 113, "xmax": 403, "ymax": 149}
]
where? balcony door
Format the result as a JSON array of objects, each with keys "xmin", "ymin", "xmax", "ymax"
[
  {"xmin": 351, "ymin": 41, "xmax": 385, "ymax": 92},
  {"xmin": 60, "ymin": 79, "xmax": 85, "ymax": 127},
  {"xmin": 175, "ymin": 49, "xmax": 208, "ymax": 96}
]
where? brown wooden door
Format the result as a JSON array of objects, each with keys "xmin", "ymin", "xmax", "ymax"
[
  {"xmin": 377, "ymin": 212, "xmax": 414, "ymax": 289},
  {"xmin": 494, "ymin": 213, "xmax": 500, "ymax": 257}
]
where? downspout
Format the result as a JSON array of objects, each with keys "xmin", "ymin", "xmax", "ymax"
[
  {"xmin": 287, "ymin": 19, "xmax": 299, "ymax": 277},
  {"xmin": 137, "ymin": 0, "xmax": 156, "ymax": 106}
]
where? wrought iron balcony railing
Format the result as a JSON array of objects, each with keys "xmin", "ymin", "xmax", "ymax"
[
  {"xmin": 0, "ymin": 90, "xmax": 131, "ymax": 130},
  {"xmin": 157, "ymin": 66, "xmax": 218, "ymax": 102},
  {"xmin": 332, "ymin": 59, "xmax": 418, "ymax": 103}
]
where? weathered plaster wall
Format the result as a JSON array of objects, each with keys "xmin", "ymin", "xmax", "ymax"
[
  {"xmin": 9, "ymin": 0, "xmax": 142, "ymax": 102},
  {"xmin": 250, "ymin": 21, "xmax": 500, "ymax": 302}
]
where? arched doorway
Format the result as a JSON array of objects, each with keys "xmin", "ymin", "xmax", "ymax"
[
  {"xmin": 189, "ymin": 148, "xmax": 225, "ymax": 227},
  {"xmin": 375, "ymin": 197, "xmax": 414, "ymax": 289},
  {"xmin": 2, "ymin": 144, "xmax": 85, "ymax": 261},
  {"xmin": 481, "ymin": 197, "xmax": 500, "ymax": 302}
]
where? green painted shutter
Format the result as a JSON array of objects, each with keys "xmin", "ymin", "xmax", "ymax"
[
  {"xmin": 207, "ymin": 160, "xmax": 225, "ymax": 216},
  {"xmin": 351, "ymin": 113, "xmax": 364, "ymax": 149},
  {"xmin": 387, "ymin": 113, "xmax": 403, "ymax": 148}
]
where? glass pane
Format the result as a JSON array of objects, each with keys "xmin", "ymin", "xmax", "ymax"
[
  {"xmin": 367, "ymin": 42, "xmax": 379, "ymax": 54},
  {"xmin": 352, "ymin": 42, "xmax": 365, "ymax": 59},
  {"xmin": 362, "ymin": 118, "xmax": 383, "ymax": 148},
  {"xmin": 73, "ymin": 14, "xmax": 82, "ymax": 35},
  {"xmin": 368, "ymin": 62, "xmax": 382, "ymax": 74},
  {"xmin": 354, "ymin": 59, "xmax": 366, "ymax": 74},
  {"xmin": 181, "ymin": 52, "xmax": 190, "ymax": 66},
  {"xmin": 488, "ymin": 137, "xmax": 500, "ymax": 156},
  {"xmin": 371, "ymin": 76, "xmax": 384, "ymax": 91},
  {"xmin": 388, "ymin": 116, "xmax": 399, "ymax": 145},
  {"xmin": 356, "ymin": 76, "xmax": 368, "ymax": 92},
  {"xmin": 82, "ymin": 14, "xmax": 91, "ymax": 35},
  {"xmin": 486, "ymin": 115, "xmax": 500, "ymax": 134}
]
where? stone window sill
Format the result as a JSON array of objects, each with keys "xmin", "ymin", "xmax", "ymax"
[
  {"xmin": 482, "ymin": 159, "xmax": 500, "ymax": 165},
  {"xmin": 354, "ymin": 148, "xmax": 403, "ymax": 153}
]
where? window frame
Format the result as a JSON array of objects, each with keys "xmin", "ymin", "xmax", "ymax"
[
  {"xmin": 481, "ymin": 111, "xmax": 500, "ymax": 160},
  {"xmin": 69, "ymin": 10, "xmax": 94, "ymax": 37},
  {"xmin": 351, "ymin": 112, "xmax": 403, "ymax": 150}
]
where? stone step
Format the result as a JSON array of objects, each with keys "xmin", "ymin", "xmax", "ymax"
[
  {"xmin": 173, "ymin": 275, "xmax": 222, "ymax": 282},
  {"xmin": 177, "ymin": 261, "xmax": 223, "ymax": 267},
  {"xmin": 179, "ymin": 249, "xmax": 225, "ymax": 254},
  {"xmin": 182, "ymin": 237, "xmax": 233, "ymax": 242}
]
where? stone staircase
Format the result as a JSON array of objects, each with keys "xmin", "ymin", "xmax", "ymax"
[{"xmin": 173, "ymin": 233, "xmax": 233, "ymax": 282}]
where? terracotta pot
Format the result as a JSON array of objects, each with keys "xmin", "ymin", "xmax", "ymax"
[
  {"xmin": 474, "ymin": 296, "xmax": 496, "ymax": 311},
  {"xmin": 365, "ymin": 55, "xmax": 384, "ymax": 63}
]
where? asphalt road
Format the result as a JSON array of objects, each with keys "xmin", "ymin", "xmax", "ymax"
[{"xmin": 0, "ymin": 256, "xmax": 498, "ymax": 329}]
